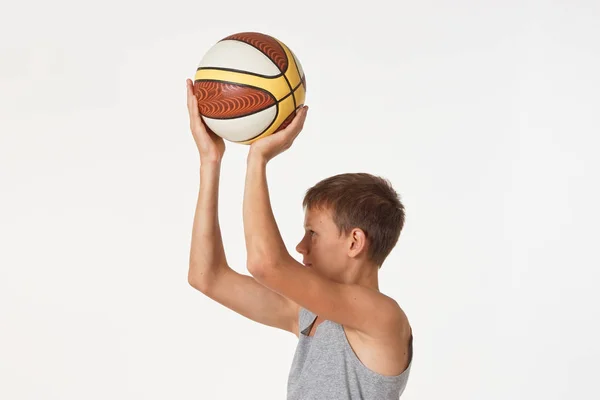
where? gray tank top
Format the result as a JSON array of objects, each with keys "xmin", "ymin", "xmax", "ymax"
[{"xmin": 287, "ymin": 307, "xmax": 413, "ymax": 400}]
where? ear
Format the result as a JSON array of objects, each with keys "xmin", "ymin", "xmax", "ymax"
[{"xmin": 347, "ymin": 228, "xmax": 368, "ymax": 258}]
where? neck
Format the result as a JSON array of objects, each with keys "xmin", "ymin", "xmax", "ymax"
[
  {"xmin": 359, "ymin": 267, "xmax": 380, "ymax": 291},
  {"xmin": 332, "ymin": 260, "xmax": 380, "ymax": 291}
]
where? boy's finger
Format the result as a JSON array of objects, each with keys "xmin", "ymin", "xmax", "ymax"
[
  {"xmin": 291, "ymin": 107, "xmax": 308, "ymax": 140},
  {"xmin": 189, "ymin": 93, "xmax": 201, "ymax": 120},
  {"xmin": 289, "ymin": 106, "xmax": 308, "ymax": 131},
  {"xmin": 276, "ymin": 107, "xmax": 305, "ymax": 138},
  {"xmin": 188, "ymin": 81, "xmax": 203, "ymax": 118},
  {"xmin": 186, "ymin": 80, "xmax": 205, "ymax": 129},
  {"xmin": 186, "ymin": 80, "xmax": 195, "ymax": 116}
]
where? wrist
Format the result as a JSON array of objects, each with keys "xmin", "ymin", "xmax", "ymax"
[
  {"xmin": 247, "ymin": 148, "xmax": 268, "ymax": 166},
  {"xmin": 200, "ymin": 159, "xmax": 222, "ymax": 170}
]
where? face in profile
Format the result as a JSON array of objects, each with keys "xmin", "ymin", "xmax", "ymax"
[{"xmin": 296, "ymin": 207, "xmax": 351, "ymax": 278}]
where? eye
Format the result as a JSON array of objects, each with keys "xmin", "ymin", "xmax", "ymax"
[{"xmin": 309, "ymin": 230, "xmax": 316, "ymax": 236}]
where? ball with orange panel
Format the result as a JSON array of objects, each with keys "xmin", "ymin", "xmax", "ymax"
[{"xmin": 193, "ymin": 32, "xmax": 307, "ymax": 145}]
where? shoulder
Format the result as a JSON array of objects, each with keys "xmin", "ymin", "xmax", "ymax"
[
  {"xmin": 365, "ymin": 294, "xmax": 411, "ymax": 342},
  {"xmin": 345, "ymin": 297, "xmax": 413, "ymax": 375}
]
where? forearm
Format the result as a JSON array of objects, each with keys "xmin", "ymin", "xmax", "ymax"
[
  {"xmin": 243, "ymin": 154, "xmax": 288, "ymax": 268},
  {"xmin": 189, "ymin": 161, "xmax": 228, "ymax": 286}
]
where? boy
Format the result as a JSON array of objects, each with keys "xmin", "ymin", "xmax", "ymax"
[{"xmin": 185, "ymin": 79, "xmax": 413, "ymax": 399}]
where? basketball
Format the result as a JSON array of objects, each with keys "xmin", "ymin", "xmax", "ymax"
[{"xmin": 193, "ymin": 32, "xmax": 307, "ymax": 145}]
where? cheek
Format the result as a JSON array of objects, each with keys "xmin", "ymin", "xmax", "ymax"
[
  {"xmin": 308, "ymin": 237, "xmax": 321, "ymax": 256},
  {"xmin": 314, "ymin": 239, "xmax": 335, "ymax": 257}
]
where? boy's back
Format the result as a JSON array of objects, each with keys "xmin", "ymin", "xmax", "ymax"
[{"xmin": 288, "ymin": 307, "xmax": 412, "ymax": 400}]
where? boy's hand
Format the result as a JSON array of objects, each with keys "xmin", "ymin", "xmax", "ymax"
[
  {"xmin": 186, "ymin": 79, "xmax": 225, "ymax": 163},
  {"xmin": 249, "ymin": 106, "xmax": 308, "ymax": 163}
]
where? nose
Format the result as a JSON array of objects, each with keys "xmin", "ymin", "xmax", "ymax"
[{"xmin": 296, "ymin": 235, "xmax": 308, "ymax": 255}]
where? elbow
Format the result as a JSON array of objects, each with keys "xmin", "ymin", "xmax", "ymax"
[
  {"xmin": 187, "ymin": 270, "xmax": 198, "ymax": 287},
  {"xmin": 188, "ymin": 271, "xmax": 204, "ymax": 292},
  {"xmin": 247, "ymin": 252, "xmax": 288, "ymax": 278},
  {"xmin": 246, "ymin": 257, "xmax": 278, "ymax": 279},
  {"xmin": 188, "ymin": 266, "xmax": 212, "ymax": 293},
  {"xmin": 246, "ymin": 260, "xmax": 268, "ymax": 278}
]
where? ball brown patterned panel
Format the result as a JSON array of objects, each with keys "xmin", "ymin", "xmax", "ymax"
[
  {"xmin": 222, "ymin": 32, "xmax": 288, "ymax": 73},
  {"xmin": 275, "ymin": 109, "xmax": 297, "ymax": 132},
  {"xmin": 194, "ymin": 81, "xmax": 275, "ymax": 119}
]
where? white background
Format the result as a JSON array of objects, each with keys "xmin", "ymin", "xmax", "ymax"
[{"xmin": 1, "ymin": 0, "xmax": 599, "ymax": 398}]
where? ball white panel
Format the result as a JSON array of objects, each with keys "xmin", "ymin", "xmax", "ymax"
[
  {"xmin": 199, "ymin": 40, "xmax": 281, "ymax": 77},
  {"xmin": 202, "ymin": 105, "xmax": 277, "ymax": 142},
  {"xmin": 292, "ymin": 51, "xmax": 305, "ymax": 80}
]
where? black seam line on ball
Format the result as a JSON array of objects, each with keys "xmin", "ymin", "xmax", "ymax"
[
  {"xmin": 282, "ymin": 73, "xmax": 296, "ymax": 111},
  {"xmin": 196, "ymin": 66, "xmax": 282, "ymax": 80}
]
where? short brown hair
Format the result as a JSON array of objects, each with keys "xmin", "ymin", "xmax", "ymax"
[{"xmin": 302, "ymin": 173, "xmax": 405, "ymax": 268}]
